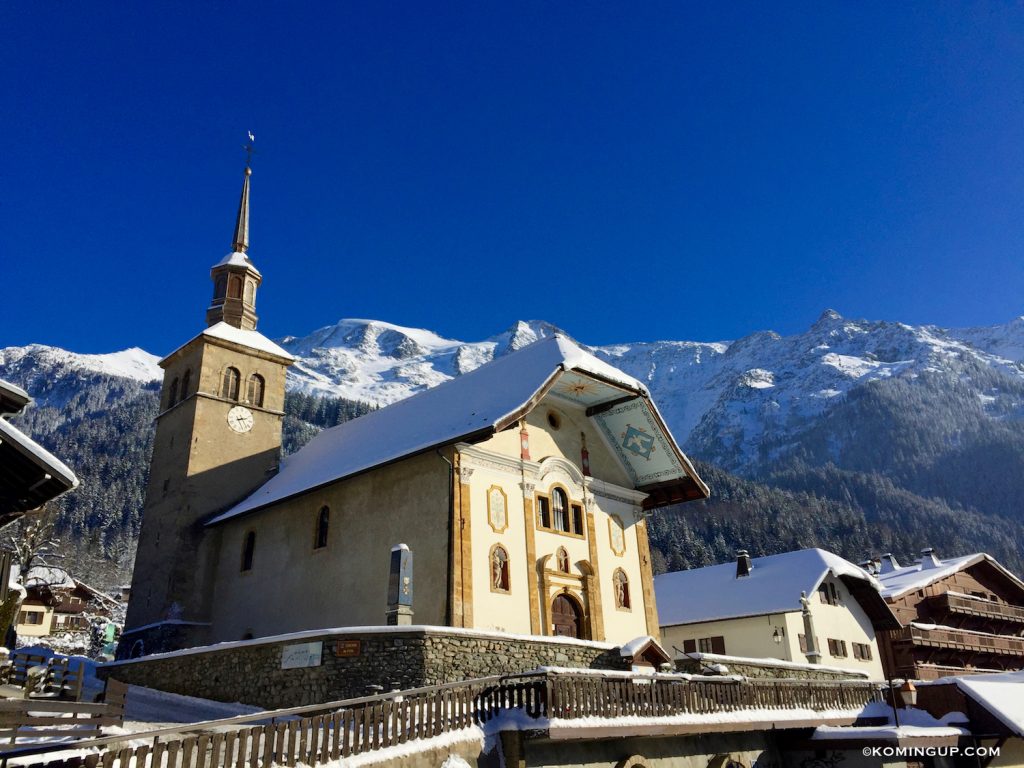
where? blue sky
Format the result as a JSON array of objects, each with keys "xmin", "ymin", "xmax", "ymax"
[{"xmin": 4, "ymin": 3, "xmax": 1024, "ymax": 353}]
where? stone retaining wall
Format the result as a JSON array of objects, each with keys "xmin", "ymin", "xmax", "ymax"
[
  {"xmin": 675, "ymin": 653, "xmax": 870, "ymax": 681},
  {"xmin": 98, "ymin": 627, "xmax": 626, "ymax": 708}
]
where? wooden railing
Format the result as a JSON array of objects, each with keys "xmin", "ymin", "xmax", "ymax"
[
  {"xmin": 10, "ymin": 672, "xmax": 882, "ymax": 768},
  {"xmin": 902, "ymin": 624, "xmax": 1024, "ymax": 656},
  {"xmin": 546, "ymin": 674, "xmax": 881, "ymax": 719},
  {"xmin": 934, "ymin": 593, "xmax": 1024, "ymax": 625}
]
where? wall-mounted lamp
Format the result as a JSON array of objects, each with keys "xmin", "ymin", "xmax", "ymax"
[
  {"xmin": 772, "ymin": 627, "xmax": 783, "ymax": 644},
  {"xmin": 899, "ymin": 679, "xmax": 917, "ymax": 707}
]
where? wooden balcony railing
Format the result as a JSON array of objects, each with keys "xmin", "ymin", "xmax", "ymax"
[
  {"xmin": 933, "ymin": 593, "xmax": 1024, "ymax": 625},
  {"xmin": 900, "ymin": 624, "xmax": 1024, "ymax": 656},
  {"xmin": 5, "ymin": 672, "xmax": 883, "ymax": 768}
]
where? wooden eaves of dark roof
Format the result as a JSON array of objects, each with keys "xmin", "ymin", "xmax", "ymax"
[{"xmin": 841, "ymin": 575, "xmax": 902, "ymax": 631}]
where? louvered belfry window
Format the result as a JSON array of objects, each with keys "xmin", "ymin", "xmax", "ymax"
[
  {"xmin": 247, "ymin": 374, "xmax": 265, "ymax": 407},
  {"xmin": 222, "ymin": 367, "xmax": 241, "ymax": 401}
]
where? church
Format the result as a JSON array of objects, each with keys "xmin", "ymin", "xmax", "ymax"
[{"xmin": 121, "ymin": 164, "xmax": 710, "ymax": 657}]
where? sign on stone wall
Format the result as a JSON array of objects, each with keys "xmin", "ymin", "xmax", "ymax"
[
  {"xmin": 281, "ymin": 641, "xmax": 323, "ymax": 669},
  {"xmin": 334, "ymin": 639, "xmax": 361, "ymax": 657}
]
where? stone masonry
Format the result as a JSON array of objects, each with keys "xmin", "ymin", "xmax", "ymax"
[{"xmin": 98, "ymin": 627, "xmax": 627, "ymax": 708}]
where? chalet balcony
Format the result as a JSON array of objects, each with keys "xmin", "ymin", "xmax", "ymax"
[
  {"xmin": 932, "ymin": 592, "xmax": 1024, "ymax": 625},
  {"xmin": 899, "ymin": 623, "xmax": 1024, "ymax": 657}
]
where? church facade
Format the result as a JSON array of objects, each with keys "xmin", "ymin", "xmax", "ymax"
[{"xmin": 121, "ymin": 166, "xmax": 709, "ymax": 657}]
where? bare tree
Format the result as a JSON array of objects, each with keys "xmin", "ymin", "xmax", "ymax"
[{"xmin": 8, "ymin": 506, "xmax": 62, "ymax": 584}]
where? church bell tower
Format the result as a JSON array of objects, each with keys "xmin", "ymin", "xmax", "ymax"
[{"xmin": 121, "ymin": 158, "xmax": 294, "ymax": 656}]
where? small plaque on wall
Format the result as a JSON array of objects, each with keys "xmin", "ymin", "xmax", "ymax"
[
  {"xmin": 281, "ymin": 641, "xmax": 323, "ymax": 669},
  {"xmin": 335, "ymin": 639, "xmax": 361, "ymax": 657}
]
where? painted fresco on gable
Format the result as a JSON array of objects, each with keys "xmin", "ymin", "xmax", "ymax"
[{"xmin": 595, "ymin": 399, "xmax": 685, "ymax": 486}]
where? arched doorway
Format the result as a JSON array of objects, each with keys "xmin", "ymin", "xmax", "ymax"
[{"xmin": 551, "ymin": 593, "xmax": 583, "ymax": 638}]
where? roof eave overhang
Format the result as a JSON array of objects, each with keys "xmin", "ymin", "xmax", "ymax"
[
  {"xmin": 840, "ymin": 574, "xmax": 902, "ymax": 630},
  {"xmin": 504, "ymin": 366, "xmax": 710, "ymax": 510}
]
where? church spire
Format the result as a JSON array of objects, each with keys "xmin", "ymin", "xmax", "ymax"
[
  {"xmin": 231, "ymin": 166, "xmax": 251, "ymax": 254},
  {"xmin": 206, "ymin": 154, "xmax": 263, "ymax": 331}
]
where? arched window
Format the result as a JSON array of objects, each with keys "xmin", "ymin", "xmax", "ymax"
[
  {"xmin": 180, "ymin": 369, "xmax": 191, "ymax": 400},
  {"xmin": 222, "ymin": 367, "xmax": 241, "ymax": 400},
  {"xmin": 552, "ymin": 488, "xmax": 569, "ymax": 532},
  {"xmin": 241, "ymin": 531, "xmax": 256, "ymax": 572},
  {"xmin": 214, "ymin": 275, "xmax": 227, "ymax": 300},
  {"xmin": 490, "ymin": 545, "xmax": 510, "ymax": 593},
  {"xmin": 244, "ymin": 280, "xmax": 255, "ymax": 304},
  {"xmin": 247, "ymin": 373, "xmax": 265, "ymax": 407},
  {"xmin": 167, "ymin": 377, "xmax": 179, "ymax": 408},
  {"xmin": 314, "ymin": 506, "xmax": 329, "ymax": 550},
  {"xmin": 613, "ymin": 569, "xmax": 631, "ymax": 609},
  {"xmin": 556, "ymin": 547, "xmax": 570, "ymax": 573},
  {"xmin": 228, "ymin": 275, "xmax": 243, "ymax": 299}
]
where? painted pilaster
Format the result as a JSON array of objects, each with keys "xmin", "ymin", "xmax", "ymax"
[
  {"xmin": 520, "ymin": 481, "xmax": 541, "ymax": 635},
  {"xmin": 583, "ymin": 496, "xmax": 606, "ymax": 642},
  {"xmin": 635, "ymin": 513, "xmax": 660, "ymax": 642},
  {"xmin": 457, "ymin": 464, "xmax": 474, "ymax": 628}
]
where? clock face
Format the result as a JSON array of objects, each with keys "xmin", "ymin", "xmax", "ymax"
[{"xmin": 227, "ymin": 405, "xmax": 255, "ymax": 433}]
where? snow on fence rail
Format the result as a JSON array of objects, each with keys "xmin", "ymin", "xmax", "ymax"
[{"xmin": 12, "ymin": 673, "xmax": 882, "ymax": 768}]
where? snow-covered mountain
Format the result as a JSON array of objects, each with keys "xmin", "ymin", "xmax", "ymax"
[
  {"xmin": 8, "ymin": 310, "xmax": 1024, "ymax": 580},
  {"xmin": 7, "ymin": 311, "xmax": 1024, "ymax": 477}
]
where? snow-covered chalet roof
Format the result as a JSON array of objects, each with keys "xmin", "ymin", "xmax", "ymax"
[
  {"xmin": 0, "ymin": 379, "xmax": 31, "ymax": 416},
  {"xmin": 209, "ymin": 334, "xmax": 708, "ymax": 524},
  {"xmin": 161, "ymin": 321, "xmax": 293, "ymax": 365},
  {"xmin": 14, "ymin": 565, "xmax": 77, "ymax": 590},
  {"xmin": 0, "ymin": 380, "xmax": 79, "ymax": 522},
  {"xmin": 875, "ymin": 553, "xmax": 1024, "ymax": 599},
  {"xmin": 931, "ymin": 669, "xmax": 1024, "ymax": 737},
  {"xmin": 656, "ymin": 548, "xmax": 898, "ymax": 628}
]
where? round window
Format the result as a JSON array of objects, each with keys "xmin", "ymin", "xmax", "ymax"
[{"xmin": 547, "ymin": 410, "xmax": 561, "ymax": 430}]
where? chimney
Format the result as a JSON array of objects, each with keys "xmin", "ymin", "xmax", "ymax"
[
  {"xmin": 858, "ymin": 557, "xmax": 876, "ymax": 575},
  {"xmin": 736, "ymin": 550, "xmax": 752, "ymax": 578},
  {"xmin": 920, "ymin": 547, "xmax": 941, "ymax": 570},
  {"xmin": 878, "ymin": 553, "xmax": 901, "ymax": 575}
]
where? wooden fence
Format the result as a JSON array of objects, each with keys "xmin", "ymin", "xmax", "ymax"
[
  {"xmin": 11, "ymin": 673, "xmax": 882, "ymax": 768},
  {"xmin": 0, "ymin": 679, "xmax": 125, "ymax": 747}
]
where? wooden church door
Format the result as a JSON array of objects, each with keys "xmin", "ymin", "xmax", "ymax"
[{"xmin": 551, "ymin": 594, "xmax": 581, "ymax": 638}]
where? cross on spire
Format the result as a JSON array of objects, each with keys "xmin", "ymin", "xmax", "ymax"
[{"xmin": 243, "ymin": 130, "xmax": 255, "ymax": 169}]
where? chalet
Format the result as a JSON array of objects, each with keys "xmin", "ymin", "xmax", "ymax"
[
  {"xmin": 655, "ymin": 548, "xmax": 899, "ymax": 679},
  {"xmin": 870, "ymin": 548, "xmax": 1024, "ymax": 680},
  {"xmin": 13, "ymin": 565, "xmax": 118, "ymax": 638},
  {"xmin": 121, "ymin": 164, "xmax": 709, "ymax": 657}
]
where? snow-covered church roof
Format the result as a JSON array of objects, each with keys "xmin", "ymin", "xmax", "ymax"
[
  {"xmin": 161, "ymin": 321, "xmax": 293, "ymax": 366},
  {"xmin": 655, "ymin": 548, "xmax": 899, "ymax": 629},
  {"xmin": 209, "ymin": 334, "xmax": 708, "ymax": 524}
]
